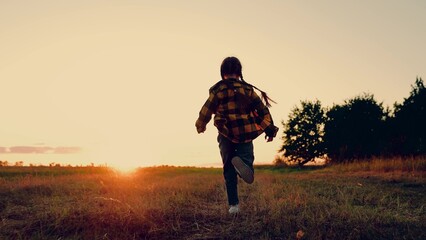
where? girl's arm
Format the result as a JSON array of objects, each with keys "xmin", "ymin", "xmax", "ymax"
[
  {"xmin": 195, "ymin": 91, "xmax": 218, "ymax": 133},
  {"xmin": 250, "ymin": 91, "xmax": 279, "ymax": 140}
]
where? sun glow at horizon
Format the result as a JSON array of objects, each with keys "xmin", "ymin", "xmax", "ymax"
[{"xmin": 84, "ymin": 138, "xmax": 155, "ymax": 173}]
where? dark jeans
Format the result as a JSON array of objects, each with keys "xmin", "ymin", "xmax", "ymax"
[{"xmin": 217, "ymin": 134, "xmax": 254, "ymax": 206}]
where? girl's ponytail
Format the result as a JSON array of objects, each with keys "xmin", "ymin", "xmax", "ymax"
[{"xmin": 240, "ymin": 75, "xmax": 276, "ymax": 108}]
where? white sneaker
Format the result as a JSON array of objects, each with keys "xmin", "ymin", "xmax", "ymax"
[
  {"xmin": 231, "ymin": 156, "xmax": 254, "ymax": 184},
  {"xmin": 228, "ymin": 204, "xmax": 240, "ymax": 214}
]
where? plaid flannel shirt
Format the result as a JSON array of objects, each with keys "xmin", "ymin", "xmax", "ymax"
[{"xmin": 196, "ymin": 79, "xmax": 276, "ymax": 143}]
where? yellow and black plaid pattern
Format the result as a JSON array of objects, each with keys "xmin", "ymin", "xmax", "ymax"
[{"xmin": 196, "ymin": 79, "xmax": 274, "ymax": 143}]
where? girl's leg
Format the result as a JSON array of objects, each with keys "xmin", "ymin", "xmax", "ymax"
[
  {"xmin": 231, "ymin": 141, "xmax": 255, "ymax": 184},
  {"xmin": 235, "ymin": 141, "xmax": 255, "ymax": 172},
  {"xmin": 217, "ymin": 134, "xmax": 239, "ymax": 206}
]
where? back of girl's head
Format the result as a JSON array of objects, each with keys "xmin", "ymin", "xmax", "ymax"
[
  {"xmin": 220, "ymin": 56, "xmax": 276, "ymax": 107},
  {"xmin": 220, "ymin": 57, "xmax": 242, "ymax": 79}
]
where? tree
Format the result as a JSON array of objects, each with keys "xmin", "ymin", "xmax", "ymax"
[
  {"xmin": 279, "ymin": 100, "xmax": 326, "ymax": 166},
  {"xmin": 391, "ymin": 77, "xmax": 426, "ymax": 155},
  {"xmin": 324, "ymin": 93, "xmax": 386, "ymax": 162},
  {"xmin": 0, "ymin": 161, "xmax": 9, "ymax": 167},
  {"xmin": 14, "ymin": 161, "xmax": 24, "ymax": 167}
]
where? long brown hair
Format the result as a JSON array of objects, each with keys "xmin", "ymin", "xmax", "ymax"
[{"xmin": 220, "ymin": 56, "xmax": 276, "ymax": 107}]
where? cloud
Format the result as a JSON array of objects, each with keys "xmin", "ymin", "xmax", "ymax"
[
  {"xmin": 9, "ymin": 146, "xmax": 53, "ymax": 154},
  {"xmin": 0, "ymin": 146, "xmax": 81, "ymax": 154},
  {"xmin": 53, "ymin": 147, "xmax": 81, "ymax": 154}
]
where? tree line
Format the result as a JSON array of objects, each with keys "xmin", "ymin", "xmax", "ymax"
[
  {"xmin": 0, "ymin": 161, "xmax": 102, "ymax": 168},
  {"xmin": 279, "ymin": 77, "xmax": 425, "ymax": 166}
]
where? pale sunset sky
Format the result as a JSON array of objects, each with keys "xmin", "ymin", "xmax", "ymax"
[{"xmin": 1, "ymin": 0, "xmax": 425, "ymax": 171}]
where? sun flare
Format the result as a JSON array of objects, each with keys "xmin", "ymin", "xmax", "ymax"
[{"xmin": 86, "ymin": 140, "xmax": 153, "ymax": 173}]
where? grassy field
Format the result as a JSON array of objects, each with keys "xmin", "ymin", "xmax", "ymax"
[{"xmin": 0, "ymin": 158, "xmax": 425, "ymax": 240}]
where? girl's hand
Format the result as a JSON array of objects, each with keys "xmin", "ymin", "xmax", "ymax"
[
  {"xmin": 197, "ymin": 126, "xmax": 206, "ymax": 133},
  {"xmin": 265, "ymin": 135, "xmax": 274, "ymax": 142},
  {"xmin": 195, "ymin": 120, "xmax": 206, "ymax": 133},
  {"xmin": 264, "ymin": 125, "xmax": 279, "ymax": 142}
]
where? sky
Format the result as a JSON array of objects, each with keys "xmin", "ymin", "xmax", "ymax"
[{"xmin": 1, "ymin": 0, "xmax": 425, "ymax": 171}]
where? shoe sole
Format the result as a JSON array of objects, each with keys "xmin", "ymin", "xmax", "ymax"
[{"xmin": 231, "ymin": 156, "xmax": 254, "ymax": 184}]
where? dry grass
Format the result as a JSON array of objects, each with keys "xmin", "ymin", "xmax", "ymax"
[
  {"xmin": 0, "ymin": 163, "xmax": 425, "ymax": 239},
  {"xmin": 324, "ymin": 156, "xmax": 426, "ymax": 179}
]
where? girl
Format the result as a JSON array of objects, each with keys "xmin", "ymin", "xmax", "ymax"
[{"xmin": 195, "ymin": 56, "xmax": 278, "ymax": 214}]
